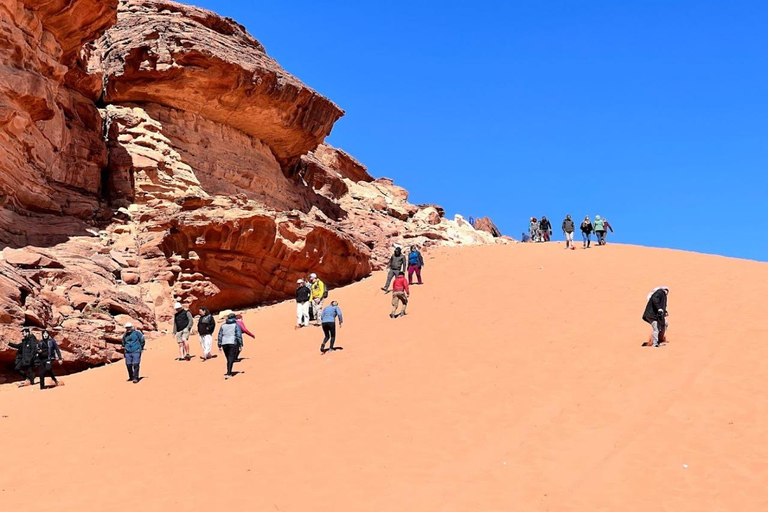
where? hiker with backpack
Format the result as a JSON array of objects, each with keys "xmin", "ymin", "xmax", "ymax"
[
  {"xmin": 642, "ymin": 286, "xmax": 670, "ymax": 347},
  {"xmin": 562, "ymin": 214, "xmax": 575, "ymax": 249},
  {"xmin": 390, "ymin": 271, "xmax": 410, "ymax": 318},
  {"xmin": 172, "ymin": 302, "xmax": 194, "ymax": 361},
  {"xmin": 382, "ymin": 245, "xmax": 406, "ymax": 292},
  {"xmin": 197, "ymin": 307, "xmax": 216, "ymax": 361},
  {"xmin": 10, "ymin": 327, "xmax": 38, "ymax": 387},
  {"xmin": 309, "ymin": 273, "xmax": 327, "ymax": 326},
  {"xmin": 407, "ymin": 245, "xmax": 425, "ymax": 285},
  {"xmin": 580, "ymin": 216, "xmax": 594, "ymax": 248},
  {"xmin": 122, "ymin": 322, "xmax": 146, "ymax": 383},
  {"xmin": 217, "ymin": 312, "xmax": 243, "ymax": 379},
  {"xmin": 320, "ymin": 301, "xmax": 344, "ymax": 354},
  {"xmin": 36, "ymin": 330, "xmax": 63, "ymax": 389},
  {"xmin": 295, "ymin": 278, "xmax": 311, "ymax": 329}
]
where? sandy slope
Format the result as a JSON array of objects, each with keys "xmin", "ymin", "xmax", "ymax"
[{"xmin": 1, "ymin": 243, "xmax": 766, "ymax": 512}]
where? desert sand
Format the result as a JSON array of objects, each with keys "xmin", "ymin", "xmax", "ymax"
[{"xmin": 1, "ymin": 243, "xmax": 766, "ymax": 512}]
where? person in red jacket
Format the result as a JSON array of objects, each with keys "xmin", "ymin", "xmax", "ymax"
[
  {"xmin": 236, "ymin": 313, "xmax": 254, "ymax": 360},
  {"xmin": 390, "ymin": 272, "xmax": 410, "ymax": 318}
]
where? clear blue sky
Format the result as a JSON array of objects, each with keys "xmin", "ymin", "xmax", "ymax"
[{"xmin": 195, "ymin": 1, "xmax": 767, "ymax": 261}]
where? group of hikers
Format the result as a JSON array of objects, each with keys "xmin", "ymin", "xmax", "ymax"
[
  {"xmin": 524, "ymin": 215, "xmax": 614, "ymax": 249},
  {"xmin": 9, "ymin": 238, "xmax": 673, "ymax": 388}
]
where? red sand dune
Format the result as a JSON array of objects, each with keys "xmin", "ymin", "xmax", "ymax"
[{"xmin": 1, "ymin": 243, "xmax": 766, "ymax": 511}]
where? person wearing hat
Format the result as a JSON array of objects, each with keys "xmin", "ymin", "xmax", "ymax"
[
  {"xmin": 562, "ymin": 214, "xmax": 575, "ymax": 249},
  {"xmin": 10, "ymin": 327, "xmax": 38, "ymax": 387},
  {"xmin": 642, "ymin": 286, "xmax": 670, "ymax": 347},
  {"xmin": 36, "ymin": 329, "xmax": 63, "ymax": 389},
  {"xmin": 309, "ymin": 273, "xmax": 327, "ymax": 326},
  {"xmin": 580, "ymin": 216, "xmax": 594, "ymax": 248},
  {"xmin": 295, "ymin": 278, "xmax": 312, "ymax": 329},
  {"xmin": 320, "ymin": 300, "xmax": 344, "ymax": 354},
  {"xmin": 172, "ymin": 302, "xmax": 194, "ymax": 361},
  {"xmin": 382, "ymin": 245, "xmax": 406, "ymax": 292},
  {"xmin": 539, "ymin": 216, "xmax": 553, "ymax": 242},
  {"xmin": 217, "ymin": 312, "xmax": 243, "ymax": 379},
  {"xmin": 390, "ymin": 271, "xmax": 410, "ymax": 318},
  {"xmin": 593, "ymin": 215, "xmax": 607, "ymax": 246},
  {"xmin": 122, "ymin": 322, "xmax": 146, "ymax": 383},
  {"xmin": 197, "ymin": 307, "xmax": 216, "ymax": 361}
]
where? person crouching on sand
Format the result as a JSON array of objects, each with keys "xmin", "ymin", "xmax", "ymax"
[
  {"xmin": 390, "ymin": 271, "xmax": 410, "ymax": 318},
  {"xmin": 218, "ymin": 313, "xmax": 243, "ymax": 379},
  {"xmin": 320, "ymin": 301, "xmax": 344, "ymax": 354},
  {"xmin": 642, "ymin": 286, "xmax": 669, "ymax": 347}
]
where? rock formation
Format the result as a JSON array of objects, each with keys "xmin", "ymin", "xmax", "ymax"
[{"xmin": 0, "ymin": 0, "xmax": 505, "ymax": 381}]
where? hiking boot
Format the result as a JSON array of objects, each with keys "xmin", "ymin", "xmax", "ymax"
[{"xmin": 389, "ymin": 313, "xmax": 395, "ymax": 318}]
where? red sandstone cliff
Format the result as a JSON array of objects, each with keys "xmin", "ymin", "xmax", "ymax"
[{"xmin": 0, "ymin": 0, "xmax": 504, "ymax": 381}]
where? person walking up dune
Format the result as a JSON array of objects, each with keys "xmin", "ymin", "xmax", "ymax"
[
  {"xmin": 295, "ymin": 278, "xmax": 311, "ymax": 329},
  {"xmin": 309, "ymin": 273, "xmax": 327, "ymax": 326},
  {"xmin": 197, "ymin": 307, "xmax": 216, "ymax": 361},
  {"xmin": 602, "ymin": 218, "xmax": 614, "ymax": 244},
  {"xmin": 407, "ymin": 245, "xmax": 425, "ymax": 285},
  {"xmin": 122, "ymin": 322, "xmax": 146, "ymax": 383},
  {"xmin": 218, "ymin": 313, "xmax": 243, "ymax": 379},
  {"xmin": 390, "ymin": 271, "xmax": 410, "ymax": 318},
  {"xmin": 382, "ymin": 245, "xmax": 406, "ymax": 292},
  {"xmin": 562, "ymin": 214, "xmax": 575, "ymax": 249},
  {"xmin": 235, "ymin": 313, "xmax": 254, "ymax": 360},
  {"xmin": 320, "ymin": 301, "xmax": 344, "ymax": 354},
  {"xmin": 10, "ymin": 327, "xmax": 38, "ymax": 387},
  {"xmin": 172, "ymin": 302, "xmax": 194, "ymax": 361},
  {"xmin": 529, "ymin": 217, "xmax": 540, "ymax": 242},
  {"xmin": 36, "ymin": 330, "xmax": 63, "ymax": 389},
  {"xmin": 539, "ymin": 216, "xmax": 553, "ymax": 242},
  {"xmin": 642, "ymin": 286, "xmax": 670, "ymax": 347},
  {"xmin": 580, "ymin": 216, "xmax": 594, "ymax": 248}
]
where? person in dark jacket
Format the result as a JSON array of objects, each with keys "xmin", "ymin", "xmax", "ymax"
[
  {"xmin": 295, "ymin": 278, "xmax": 311, "ymax": 329},
  {"xmin": 562, "ymin": 214, "xmax": 575, "ymax": 249},
  {"xmin": 197, "ymin": 307, "xmax": 216, "ymax": 361},
  {"xmin": 36, "ymin": 330, "xmax": 63, "ymax": 389},
  {"xmin": 122, "ymin": 322, "xmax": 146, "ymax": 383},
  {"xmin": 217, "ymin": 313, "xmax": 243, "ymax": 379},
  {"xmin": 642, "ymin": 286, "xmax": 669, "ymax": 347},
  {"xmin": 10, "ymin": 327, "xmax": 38, "ymax": 387},
  {"xmin": 172, "ymin": 302, "xmax": 194, "ymax": 361},
  {"xmin": 602, "ymin": 219, "xmax": 614, "ymax": 245},
  {"xmin": 580, "ymin": 216, "xmax": 594, "ymax": 248},
  {"xmin": 539, "ymin": 216, "xmax": 553, "ymax": 242},
  {"xmin": 407, "ymin": 245, "xmax": 425, "ymax": 285},
  {"xmin": 382, "ymin": 245, "xmax": 406, "ymax": 292}
]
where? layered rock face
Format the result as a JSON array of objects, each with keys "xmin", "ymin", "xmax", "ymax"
[{"xmin": 0, "ymin": 0, "xmax": 504, "ymax": 381}]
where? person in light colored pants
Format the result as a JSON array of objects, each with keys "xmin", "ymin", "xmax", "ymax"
[
  {"xmin": 312, "ymin": 299, "xmax": 324, "ymax": 325},
  {"xmin": 651, "ymin": 319, "xmax": 668, "ymax": 346},
  {"xmin": 565, "ymin": 231, "xmax": 574, "ymax": 246},
  {"xmin": 199, "ymin": 334, "xmax": 213, "ymax": 357},
  {"xmin": 297, "ymin": 301, "xmax": 310, "ymax": 327}
]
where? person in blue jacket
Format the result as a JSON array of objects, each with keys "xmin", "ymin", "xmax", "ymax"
[
  {"xmin": 407, "ymin": 245, "xmax": 425, "ymax": 285},
  {"xmin": 320, "ymin": 301, "xmax": 344, "ymax": 354},
  {"xmin": 122, "ymin": 322, "xmax": 146, "ymax": 384}
]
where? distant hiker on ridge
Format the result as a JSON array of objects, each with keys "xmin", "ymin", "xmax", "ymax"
[
  {"xmin": 407, "ymin": 245, "xmax": 425, "ymax": 285},
  {"xmin": 10, "ymin": 327, "xmax": 38, "ymax": 387},
  {"xmin": 601, "ymin": 218, "xmax": 614, "ymax": 245},
  {"xmin": 197, "ymin": 307, "xmax": 216, "ymax": 361},
  {"xmin": 382, "ymin": 245, "xmax": 406, "ymax": 292},
  {"xmin": 218, "ymin": 312, "xmax": 243, "ymax": 379},
  {"xmin": 580, "ymin": 216, "xmax": 594, "ymax": 248},
  {"xmin": 122, "ymin": 322, "xmax": 145, "ymax": 383},
  {"xmin": 173, "ymin": 302, "xmax": 194, "ymax": 361},
  {"xmin": 309, "ymin": 273, "xmax": 327, "ymax": 326},
  {"xmin": 529, "ymin": 217, "xmax": 540, "ymax": 243},
  {"xmin": 642, "ymin": 286, "xmax": 670, "ymax": 348},
  {"xmin": 295, "ymin": 278, "xmax": 311, "ymax": 329},
  {"xmin": 562, "ymin": 214, "xmax": 575, "ymax": 249},
  {"xmin": 36, "ymin": 329, "xmax": 63, "ymax": 389},
  {"xmin": 539, "ymin": 216, "xmax": 553, "ymax": 242},
  {"xmin": 390, "ymin": 271, "xmax": 410, "ymax": 318},
  {"xmin": 320, "ymin": 300, "xmax": 344, "ymax": 354}
]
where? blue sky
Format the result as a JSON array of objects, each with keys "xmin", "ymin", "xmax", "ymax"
[{"xmin": 195, "ymin": 1, "xmax": 767, "ymax": 261}]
